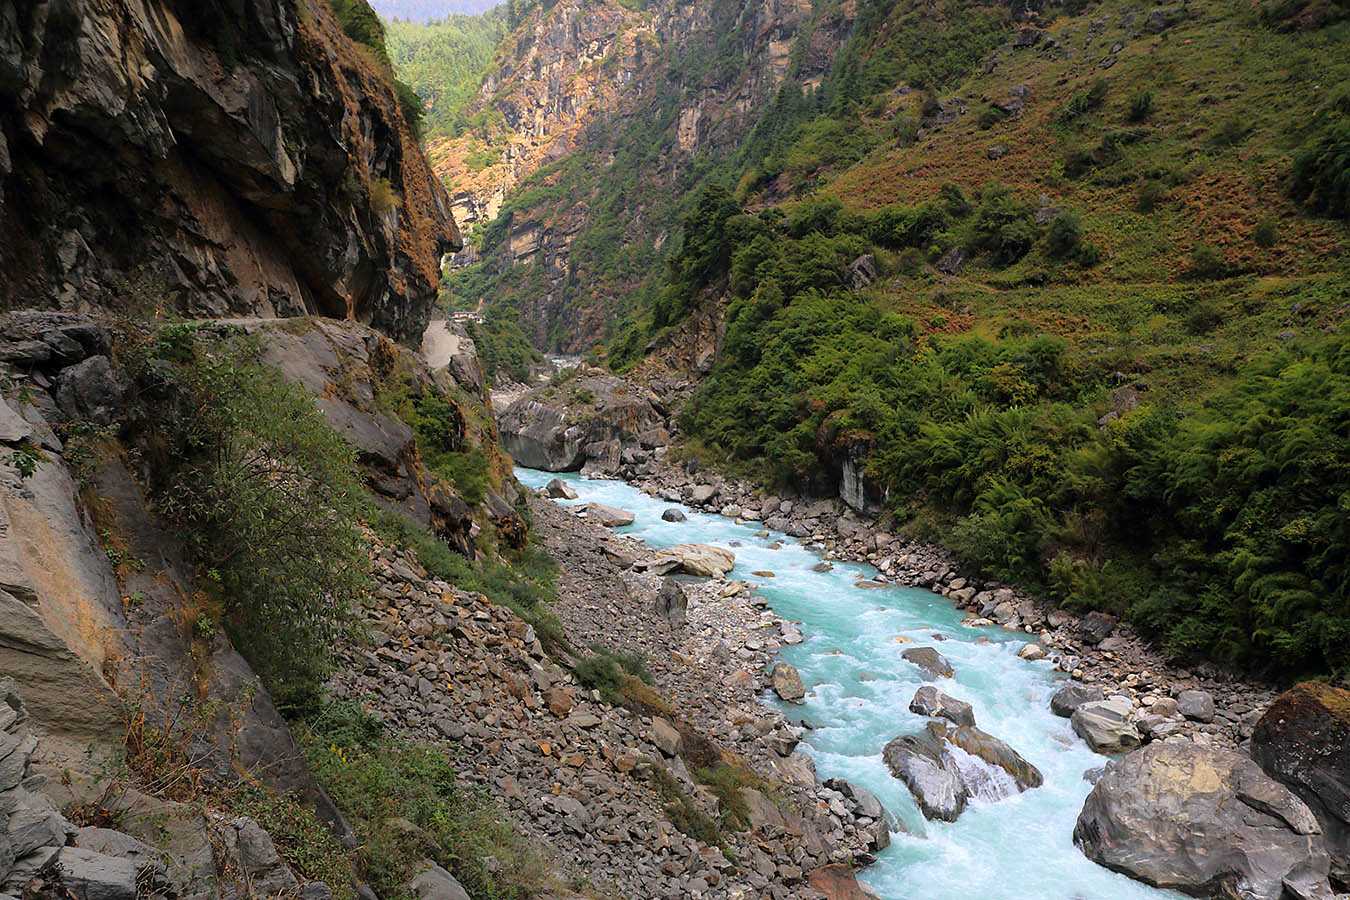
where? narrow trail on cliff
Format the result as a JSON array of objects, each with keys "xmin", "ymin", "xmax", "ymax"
[{"xmin": 517, "ymin": 467, "xmax": 1182, "ymax": 900}]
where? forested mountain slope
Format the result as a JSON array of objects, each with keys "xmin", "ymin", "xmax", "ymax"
[{"xmin": 392, "ymin": 0, "xmax": 1350, "ymax": 678}]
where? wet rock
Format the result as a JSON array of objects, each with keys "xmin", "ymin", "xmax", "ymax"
[
  {"xmin": 769, "ymin": 663, "xmax": 806, "ymax": 701},
  {"xmin": 1071, "ymin": 698, "xmax": 1141, "ymax": 755},
  {"xmin": 901, "ymin": 646, "xmax": 954, "ymax": 679},
  {"xmin": 1176, "ymin": 689, "xmax": 1215, "ymax": 723},
  {"xmin": 1250, "ymin": 682, "xmax": 1350, "ymax": 888},
  {"xmin": 584, "ymin": 503, "xmax": 635, "ymax": 527},
  {"xmin": 808, "ymin": 863, "xmax": 878, "ymax": 900},
  {"xmin": 909, "ymin": 685, "xmax": 976, "ymax": 727},
  {"xmin": 1074, "ymin": 742, "xmax": 1334, "ymax": 900},
  {"xmin": 884, "ymin": 721, "xmax": 1040, "ymax": 821},
  {"xmin": 543, "ymin": 478, "xmax": 578, "ymax": 500},
  {"xmin": 661, "ymin": 508, "xmax": 686, "ymax": 522},
  {"xmin": 1051, "ymin": 683, "xmax": 1104, "ymax": 718}
]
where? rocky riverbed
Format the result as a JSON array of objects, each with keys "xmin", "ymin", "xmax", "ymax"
[{"xmin": 327, "ymin": 512, "xmax": 886, "ymax": 900}]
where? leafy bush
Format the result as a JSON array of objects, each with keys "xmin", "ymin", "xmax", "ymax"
[
  {"xmin": 574, "ymin": 643, "xmax": 654, "ymax": 704},
  {"xmin": 1188, "ymin": 243, "xmax": 1228, "ymax": 278},
  {"xmin": 133, "ymin": 326, "xmax": 368, "ymax": 714},
  {"xmin": 1045, "ymin": 212, "xmax": 1085, "ymax": 259},
  {"xmin": 972, "ymin": 185, "xmax": 1039, "ymax": 265},
  {"xmin": 370, "ymin": 178, "xmax": 398, "ymax": 213},
  {"xmin": 1127, "ymin": 90, "xmax": 1155, "ymax": 123},
  {"xmin": 1290, "ymin": 103, "xmax": 1350, "ymax": 222},
  {"xmin": 1137, "ymin": 180, "xmax": 1165, "ymax": 212},
  {"xmin": 1252, "ymin": 218, "xmax": 1279, "ymax": 248}
]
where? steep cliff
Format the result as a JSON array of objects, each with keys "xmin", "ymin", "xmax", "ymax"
[
  {"xmin": 0, "ymin": 0, "xmax": 461, "ymax": 343},
  {"xmin": 435, "ymin": 0, "xmax": 856, "ymax": 350}
]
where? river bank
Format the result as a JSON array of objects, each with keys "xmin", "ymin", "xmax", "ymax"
[{"xmin": 618, "ymin": 459, "xmax": 1277, "ymax": 751}]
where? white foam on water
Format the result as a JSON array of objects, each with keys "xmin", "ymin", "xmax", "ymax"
[{"xmin": 517, "ymin": 469, "xmax": 1181, "ymax": 900}]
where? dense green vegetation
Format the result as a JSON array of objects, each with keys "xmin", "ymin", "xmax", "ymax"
[
  {"xmin": 464, "ymin": 305, "xmax": 544, "ymax": 382},
  {"xmin": 668, "ymin": 179, "xmax": 1350, "ymax": 679},
  {"xmin": 386, "ymin": 11, "xmax": 508, "ymax": 139},
  {"xmin": 129, "ymin": 323, "xmax": 369, "ymax": 713}
]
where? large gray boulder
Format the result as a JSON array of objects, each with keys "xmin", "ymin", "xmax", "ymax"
[
  {"xmin": 909, "ymin": 685, "xmax": 975, "ymax": 727},
  {"xmin": 408, "ymin": 863, "xmax": 470, "ymax": 900},
  {"xmin": 496, "ymin": 371, "xmax": 667, "ymax": 472},
  {"xmin": 1176, "ymin": 689, "xmax": 1216, "ymax": 723},
  {"xmin": 1074, "ymin": 742, "xmax": 1335, "ymax": 900},
  {"xmin": 498, "ymin": 400, "xmax": 587, "ymax": 470},
  {"xmin": 901, "ymin": 646, "xmax": 953, "ymax": 679},
  {"xmin": 654, "ymin": 579, "xmax": 687, "ymax": 627},
  {"xmin": 1051, "ymin": 683, "xmax": 1103, "ymax": 717},
  {"xmin": 584, "ymin": 503, "xmax": 635, "ymax": 527},
  {"xmin": 52, "ymin": 846, "xmax": 139, "ymax": 900},
  {"xmin": 542, "ymin": 477, "xmax": 578, "ymax": 500},
  {"xmin": 884, "ymin": 720, "xmax": 1041, "ymax": 822},
  {"xmin": 650, "ymin": 544, "xmax": 735, "ymax": 577},
  {"xmin": 769, "ymin": 663, "xmax": 806, "ymax": 701},
  {"xmin": 1250, "ymin": 682, "xmax": 1350, "ymax": 889},
  {"xmin": 1071, "ymin": 697, "xmax": 1140, "ymax": 755}
]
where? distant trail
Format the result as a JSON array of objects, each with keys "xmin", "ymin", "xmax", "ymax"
[{"xmin": 420, "ymin": 318, "xmax": 461, "ymax": 370}]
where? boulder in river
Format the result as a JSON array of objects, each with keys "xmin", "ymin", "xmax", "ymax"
[
  {"xmin": 1074, "ymin": 742, "xmax": 1334, "ymax": 900},
  {"xmin": 910, "ymin": 685, "xmax": 976, "ymax": 727},
  {"xmin": 1051, "ymin": 683, "xmax": 1104, "ymax": 718},
  {"xmin": 650, "ymin": 543, "xmax": 735, "ymax": 577},
  {"xmin": 543, "ymin": 477, "xmax": 578, "ymax": 500},
  {"xmin": 585, "ymin": 503, "xmax": 635, "ymax": 527},
  {"xmin": 901, "ymin": 646, "xmax": 954, "ymax": 679},
  {"xmin": 884, "ymin": 720, "xmax": 1041, "ymax": 822},
  {"xmin": 1250, "ymin": 682, "xmax": 1350, "ymax": 889},
  {"xmin": 769, "ymin": 663, "xmax": 806, "ymax": 701},
  {"xmin": 660, "ymin": 508, "xmax": 686, "ymax": 522},
  {"xmin": 1071, "ymin": 697, "xmax": 1140, "ymax": 755}
]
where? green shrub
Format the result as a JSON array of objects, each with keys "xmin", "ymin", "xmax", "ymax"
[
  {"xmin": 299, "ymin": 702, "xmax": 546, "ymax": 899},
  {"xmin": 972, "ymin": 185, "xmax": 1039, "ymax": 265},
  {"xmin": 1045, "ymin": 212, "xmax": 1085, "ymax": 259},
  {"xmin": 1137, "ymin": 180, "xmax": 1165, "ymax": 212},
  {"xmin": 1252, "ymin": 217, "xmax": 1279, "ymax": 248},
  {"xmin": 135, "ymin": 327, "xmax": 369, "ymax": 714},
  {"xmin": 1188, "ymin": 243, "xmax": 1228, "ymax": 278},
  {"xmin": 1126, "ymin": 90, "xmax": 1154, "ymax": 123},
  {"xmin": 371, "ymin": 178, "xmax": 398, "ymax": 213},
  {"xmin": 574, "ymin": 643, "xmax": 654, "ymax": 704},
  {"xmin": 978, "ymin": 105, "xmax": 1009, "ymax": 130},
  {"xmin": 1290, "ymin": 107, "xmax": 1350, "ymax": 222}
]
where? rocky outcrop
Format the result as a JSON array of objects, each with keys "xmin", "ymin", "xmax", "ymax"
[
  {"xmin": 910, "ymin": 686, "xmax": 976, "ymax": 727},
  {"xmin": 901, "ymin": 646, "xmax": 954, "ymax": 680},
  {"xmin": 884, "ymin": 720, "xmax": 1040, "ymax": 822},
  {"xmin": 0, "ymin": 0, "xmax": 459, "ymax": 343},
  {"xmin": 496, "ymin": 368, "xmax": 668, "ymax": 473},
  {"xmin": 1250, "ymin": 682, "xmax": 1350, "ymax": 889},
  {"xmin": 1074, "ymin": 742, "xmax": 1335, "ymax": 900}
]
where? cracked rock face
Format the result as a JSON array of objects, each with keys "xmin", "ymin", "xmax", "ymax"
[
  {"xmin": 1074, "ymin": 742, "xmax": 1335, "ymax": 900},
  {"xmin": 0, "ymin": 0, "xmax": 459, "ymax": 343}
]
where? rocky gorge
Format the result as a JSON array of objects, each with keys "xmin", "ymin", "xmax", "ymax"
[{"xmin": 498, "ymin": 365, "xmax": 1350, "ymax": 900}]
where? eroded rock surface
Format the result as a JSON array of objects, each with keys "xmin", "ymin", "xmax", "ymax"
[{"xmin": 1074, "ymin": 742, "xmax": 1335, "ymax": 900}]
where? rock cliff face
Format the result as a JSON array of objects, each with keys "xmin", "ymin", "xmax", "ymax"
[
  {"xmin": 439, "ymin": 0, "xmax": 855, "ymax": 350},
  {"xmin": 0, "ymin": 0, "xmax": 460, "ymax": 343}
]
